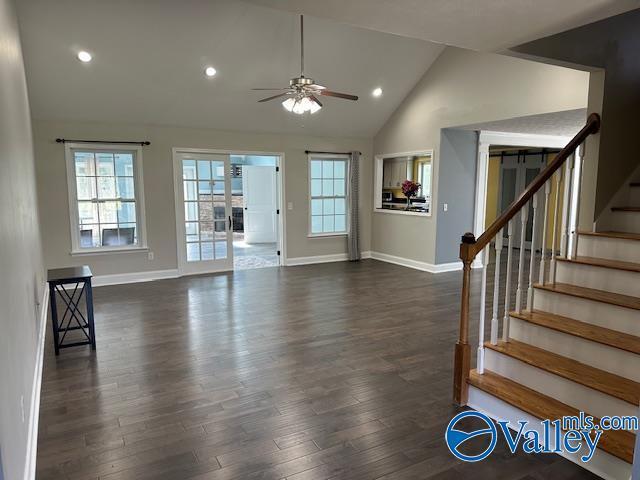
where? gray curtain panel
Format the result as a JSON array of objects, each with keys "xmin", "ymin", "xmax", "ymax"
[{"xmin": 347, "ymin": 151, "xmax": 360, "ymax": 261}]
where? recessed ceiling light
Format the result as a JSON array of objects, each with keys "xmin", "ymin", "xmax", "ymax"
[
  {"xmin": 372, "ymin": 87, "xmax": 383, "ymax": 97},
  {"xmin": 77, "ymin": 51, "xmax": 92, "ymax": 63},
  {"xmin": 204, "ymin": 66, "xmax": 217, "ymax": 77}
]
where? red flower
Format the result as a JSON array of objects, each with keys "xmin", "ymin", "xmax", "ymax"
[{"xmin": 401, "ymin": 180, "xmax": 421, "ymax": 198}]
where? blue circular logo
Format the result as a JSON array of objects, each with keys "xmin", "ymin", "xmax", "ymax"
[{"xmin": 445, "ymin": 411, "xmax": 497, "ymax": 462}]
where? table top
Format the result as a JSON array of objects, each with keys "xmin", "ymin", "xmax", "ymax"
[{"xmin": 48, "ymin": 266, "xmax": 93, "ymax": 283}]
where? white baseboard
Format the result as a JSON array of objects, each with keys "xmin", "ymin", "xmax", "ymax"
[
  {"xmin": 24, "ymin": 284, "xmax": 48, "ymax": 480},
  {"xmin": 285, "ymin": 251, "xmax": 372, "ymax": 267},
  {"xmin": 369, "ymin": 251, "xmax": 463, "ymax": 274},
  {"xmin": 92, "ymin": 269, "xmax": 179, "ymax": 287}
]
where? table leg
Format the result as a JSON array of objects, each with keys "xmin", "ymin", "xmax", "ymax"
[
  {"xmin": 49, "ymin": 283, "xmax": 60, "ymax": 356},
  {"xmin": 86, "ymin": 279, "xmax": 96, "ymax": 350}
]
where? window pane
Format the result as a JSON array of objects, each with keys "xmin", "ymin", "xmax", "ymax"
[
  {"xmin": 117, "ymin": 177, "xmax": 135, "ymax": 199},
  {"xmin": 99, "ymin": 201, "xmax": 118, "ymax": 223},
  {"xmin": 186, "ymin": 243, "xmax": 200, "ymax": 262},
  {"xmin": 79, "ymin": 225, "xmax": 99, "ymax": 248},
  {"xmin": 100, "ymin": 224, "xmax": 119, "ymax": 246},
  {"xmin": 198, "ymin": 181, "xmax": 212, "ymax": 196},
  {"xmin": 310, "ymin": 160, "xmax": 322, "ymax": 179},
  {"xmin": 77, "ymin": 201, "xmax": 98, "ymax": 224},
  {"xmin": 311, "ymin": 179, "xmax": 322, "ymax": 197},
  {"xmin": 74, "ymin": 152, "xmax": 95, "ymax": 176},
  {"xmin": 322, "ymin": 179, "xmax": 334, "ymax": 196},
  {"xmin": 182, "ymin": 160, "xmax": 196, "ymax": 179},
  {"xmin": 323, "ymin": 198, "xmax": 334, "ymax": 215},
  {"xmin": 334, "ymin": 179, "xmax": 345, "ymax": 197},
  {"xmin": 115, "ymin": 154, "xmax": 133, "ymax": 176},
  {"xmin": 118, "ymin": 201, "xmax": 136, "ymax": 223},
  {"xmin": 323, "ymin": 215, "xmax": 335, "ymax": 233},
  {"xmin": 334, "ymin": 161, "xmax": 346, "ymax": 179},
  {"xmin": 335, "ymin": 215, "xmax": 346, "ymax": 232},
  {"xmin": 185, "ymin": 202, "xmax": 198, "ymax": 222},
  {"xmin": 183, "ymin": 181, "xmax": 197, "ymax": 201},
  {"xmin": 201, "ymin": 242, "xmax": 214, "ymax": 260},
  {"xmin": 200, "ymin": 222, "xmax": 214, "ymax": 241},
  {"xmin": 311, "ymin": 199, "xmax": 322, "ymax": 215},
  {"xmin": 197, "ymin": 161, "xmax": 211, "ymax": 180},
  {"xmin": 76, "ymin": 177, "xmax": 96, "ymax": 200},
  {"xmin": 96, "ymin": 153, "xmax": 115, "ymax": 176},
  {"xmin": 311, "ymin": 216, "xmax": 322, "ymax": 234},
  {"xmin": 117, "ymin": 224, "xmax": 136, "ymax": 245},
  {"xmin": 322, "ymin": 161, "xmax": 334, "ymax": 178},
  {"xmin": 335, "ymin": 198, "xmax": 346, "ymax": 215},
  {"xmin": 214, "ymin": 241, "xmax": 227, "ymax": 259},
  {"xmin": 97, "ymin": 177, "xmax": 116, "ymax": 199},
  {"xmin": 185, "ymin": 222, "xmax": 199, "ymax": 242}
]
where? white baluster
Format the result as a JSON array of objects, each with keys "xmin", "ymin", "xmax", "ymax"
[
  {"xmin": 502, "ymin": 220, "xmax": 514, "ymax": 342},
  {"xmin": 560, "ymin": 154, "xmax": 574, "ymax": 258},
  {"xmin": 477, "ymin": 245, "xmax": 489, "ymax": 374},
  {"xmin": 538, "ymin": 180, "xmax": 551, "ymax": 285},
  {"xmin": 527, "ymin": 193, "xmax": 539, "ymax": 311},
  {"xmin": 515, "ymin": 204, "xmax": 529, "ymax": 314},
  {"xmin": 490, "ymin": 231, "xmax": 503, "ymax": 345},
  {"xmin": 570, "ymin": 143, "xmax": 585, "ymax": 259},
  {"xmin": 550, "ymin": 169, "xmax": 563, "ymax": 284}
]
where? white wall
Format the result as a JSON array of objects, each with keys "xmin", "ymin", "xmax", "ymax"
[
  {"xmin": 0, "ymin": 0, "xmax": 45, "ymax": 478},
  {"xmin": 33, "ymin": 119, "xmax": 372, "ymax": 275},
  {"xmin": 372, "ymin": 47, "xmax": 589, "ymax": 265}
]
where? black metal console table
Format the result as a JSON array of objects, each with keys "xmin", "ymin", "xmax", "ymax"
[{"xmin": 47, "ymin": 266, "xmax": 95, "ymax": 355}]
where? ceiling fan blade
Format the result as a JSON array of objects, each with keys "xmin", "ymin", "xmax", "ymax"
[
  {"xmin": 310, "ymin": 94, "xmax": 323, "ymax": 107},
  {"xmin": 258, "ymin": 92, "xmax": 291, "ymax": 103},
  {"xmin": 319, "ymin": 90, "xmax": 358, "ymax": 101},
  {"xmin": 252, "ymin": 88, "xmax": 289, "ymax": 91}
]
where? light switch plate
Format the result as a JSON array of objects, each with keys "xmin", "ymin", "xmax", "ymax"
[
  {"xmin": 443, "ymin": 203, "xmax": 448, "ymax": 212},
  {"xmin": 287, "ymin": 202, "xmax": 293, "ymax": 210}
]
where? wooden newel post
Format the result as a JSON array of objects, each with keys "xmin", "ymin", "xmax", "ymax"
[{"xmin": 454, "ymin": 232, "xmax": 476, "ymax": 406}]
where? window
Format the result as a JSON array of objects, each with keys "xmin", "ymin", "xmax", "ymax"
[
  {"xmin": 309, "ymin": 155, "xmax": 348, "ymax": 236},
  {"xmin": 418, "ymin": 162, "xmax": 432, "ymax": 198},
  {"xmin": 65, "ymin": 144, "xmax": 147, "ymax": 253}
]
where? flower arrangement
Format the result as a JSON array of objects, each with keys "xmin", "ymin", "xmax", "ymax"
[{"xmin": 401, "ymin": 180, "xmax": 422, "ymax": 210}]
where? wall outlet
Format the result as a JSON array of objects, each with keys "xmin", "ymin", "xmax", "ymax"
[
  {"xmin": 20, "ymin": 395, "xmax": 25, "ymax": 423},
  {"xmin": 443, "ymin": 203, "xmax": 448, "ymax": 212},
  {"xmin": 148, "ymin": 251, "xmax": 154, "ymax": 260},
  {"xmin": 287, "ymin": 202, "xmax": 293, "ymax": 211}
]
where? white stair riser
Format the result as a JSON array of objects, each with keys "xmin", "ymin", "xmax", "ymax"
[
  {"xmin": 577, "ymin": 235, "xmax": 640, "ymax": 263},
  {"xmin": 608, "ymin": 211, "xmax": 640, "ymax": 234},
  {"xmin": 533, "ymin": 289, "xmax": 640, "ymax": 337},
  {"xmin": 484, "ymin": 349, "xmax": 637, "ymax": 421},
  {"xmin": 468, "ymin": 386, "xmax": 632, "ymax": 480},
  {"xmin": 509, "ymin": 317, "xmax": 640, "ymax": 382},
  {"xmin": 556, "ymin": 261, "xmax": 640, "ymax": 297}
]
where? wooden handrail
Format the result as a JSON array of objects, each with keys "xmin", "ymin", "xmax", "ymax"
[
  {"xmin": 452, "ymin": 112, "xmax": 600, "ymax": 406},
  {"xmin": 463, "ymin": 112, "xmax": 601, "ymax": 261}
]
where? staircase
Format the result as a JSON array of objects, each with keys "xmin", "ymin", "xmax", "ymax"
[{"xmin": 453, "ymin": 114, "xmax": 639, "ymax": 479}]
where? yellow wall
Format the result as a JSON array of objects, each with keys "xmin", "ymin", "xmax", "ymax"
[
  {"xmin": 484, "ymin": 155, "xmax": 501, "ymax": 229},
  {"xmin": 383, "ymin": 155, "xmax": 431, "ymax": 198}
]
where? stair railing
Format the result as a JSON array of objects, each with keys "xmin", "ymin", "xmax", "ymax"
[{"xmin": 453, "ymin": 113, "xmax": 601, "ymax": 405}]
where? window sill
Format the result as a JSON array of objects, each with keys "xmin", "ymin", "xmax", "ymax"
[
  {"xmin": 70, "ymin": 246, "xmax": 149, "ymax": 256},
  {"xmin": 307, "ymin": 233, "xmax": 348, "ymax": 238},
  {"xmin": 373, "ymin": 208, "xmax": 431, "ymax": 217}
]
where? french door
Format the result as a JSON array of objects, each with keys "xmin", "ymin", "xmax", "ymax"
[{"xmin": 174, "ymin": 152, "xmax": 233, "ymax": 274}]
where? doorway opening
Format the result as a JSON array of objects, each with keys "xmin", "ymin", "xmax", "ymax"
[{"xmin": 173, "ymin": 149, "xmax": 284, "ymax": 276}]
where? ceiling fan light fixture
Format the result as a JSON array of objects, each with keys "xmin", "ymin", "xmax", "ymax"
[{"xmin": 282, "ymin": 95, "xmax": 321, "ymax": 115}]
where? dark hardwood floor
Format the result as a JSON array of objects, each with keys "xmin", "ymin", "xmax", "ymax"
[{"xmin": 36, "ymin": 260, "xmax": 596, "ymax": 479}]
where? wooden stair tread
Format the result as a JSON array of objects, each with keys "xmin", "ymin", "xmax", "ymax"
[
  {"xmin": 468, "ymin": 369, "xmax": 636, "ymax": 463},
  {"xmin": 484, "ymin": 339, "xmax": 640, "ymax": 406},
  {"xmin": 556, "ymin": 255, "xmax": 640, "ymax": 273},
  {"xmin": 511, "ymin": 309, "xmax": 640, "ymax": 355},
  {"xmin": 612, "ymin": 206, "xmax": 640, "ymax": 212},
  {"xmin": 578, "ymin": 230, "xmax": 640, "ymax": 241},
  {"xmin": 535, "ymin": 282, "xmax": 640, "ymax": 310}
]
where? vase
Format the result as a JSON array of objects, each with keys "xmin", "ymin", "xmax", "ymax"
[{"xmin": 406, "ymin": 197, "xmax": 411, "ymax": 210}]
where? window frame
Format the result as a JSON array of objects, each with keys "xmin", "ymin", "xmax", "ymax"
[
  {"xmin": 64, "ymin": 142, "xmax": 148, "ymax": 255},
  {"xmin": 307, "ymin": 153, "xmax": 350, "ymax": 238}
]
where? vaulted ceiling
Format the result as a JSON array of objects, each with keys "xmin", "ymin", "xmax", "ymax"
[{"xmin": 16, "ymin": 0, "xmax": 443, "ymax": 138}]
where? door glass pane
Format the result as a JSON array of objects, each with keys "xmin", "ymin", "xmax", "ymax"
[
  {"xmin": 183, "ymin": 181, "xmax": 197, "ymax": 201},
  {"xmin": 185, "ymin": 202, "xmax": 198, "ymax": 222},
  {"xmin": 201, "ymin": 242, "xmax": 214, "ymax": 260},
  {"xmin": 200, "ymin": 222, "xmax": 214, "ymax": 241},
  {"xmin": 197, "ymin": 161, "xmax": 211, "ymax": 180},
  {"xmin": 185, "ymin": 222, "xmax": 199, "ymax": 242},
  {"xmin": 186, "ymin": 243, "xmax": 200, "ymax": 262},
  {"xmin": 213, "ymin": 203, "xmax": 226, "ymax": 220},
  {"xmin": 182, "ymin": 160, "xmax": 196, "ymax": 179},
  {"xmin": 198, "ymin": 181, "xmax": 212, "ymax": 196},
  {"xmin": 214, "ymin": 241, "xmax": 227, "ymax": 259}
]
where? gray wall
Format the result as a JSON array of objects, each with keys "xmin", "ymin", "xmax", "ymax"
[
  {"xmin": 435, "ymin": 129, "xmax": 478, "ymax": 264},
  {"xmin": 33, "ymin": 120, "xmax": 372, "ymax": 275},
  {"xmin": 513, "ymin": 9, "xmax": 640, "ymax": 223},
  {"xmin": 0, "ymin": 0, "xmax": 44, "ymax": 478},
  {"xmin": 372, "ymin": 46, "xmax": 589, "ymax": 265}
]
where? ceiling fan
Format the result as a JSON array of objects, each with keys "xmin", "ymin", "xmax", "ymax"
[{"xmin": 253, "ymin": 15, "xmax": 358, "ymax": 114}]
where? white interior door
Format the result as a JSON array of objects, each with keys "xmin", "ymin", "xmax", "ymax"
[
  {"xmin": 175, "ymin": 152, "xmax": 233, "ymax": 274},
  {"xmin": 242, "ymin": 166, "xmax": 277, "ymax": 244}
]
